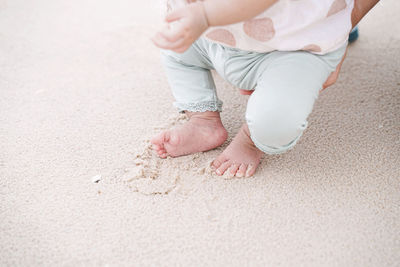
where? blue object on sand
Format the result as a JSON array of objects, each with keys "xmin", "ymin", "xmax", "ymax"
[{"xmin": 349, "ymin": 26, "xmax": 359, "ymax": 43}]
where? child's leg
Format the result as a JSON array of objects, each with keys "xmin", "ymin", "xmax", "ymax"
[
  {"xmin": 161, "ymin": 41, "xmax": 223, "ymax": 113},
  {"xmin": 152, "ymin": 41, "xmax": 228, "ymax": 158},
  {"xmin": 213, "ymin": 45, "xmax": 347, "ymax": 177}
]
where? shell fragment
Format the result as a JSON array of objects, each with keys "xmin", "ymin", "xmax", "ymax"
[{"xmin": 91, "ymin": 174, "xmax": 102, "ymax": 183}]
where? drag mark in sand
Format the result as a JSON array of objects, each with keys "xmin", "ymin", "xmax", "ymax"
[
  {"xmin": 121, "ymin": 142, "xmax": 183, "ymax": 195},
  {"xmin": 118, "ymin": 114, "xmax": 212, "ymax": 196},
  {"xmin": 117, "ymin": 114, "xmax": 251, "ymax": 196}
]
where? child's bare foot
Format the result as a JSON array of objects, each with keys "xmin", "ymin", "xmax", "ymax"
[
  {"xmin": 212, "ymin": 123, "xmax": 263, "ymax": 177},
  {"xmin": 151, "ymin": 111, "xmax": 228, "ymax": 158}
]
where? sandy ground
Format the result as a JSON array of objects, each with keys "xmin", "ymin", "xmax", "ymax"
[{"xmin": 1, "ymin": 0, "xmax": 399, "ymax": 266}]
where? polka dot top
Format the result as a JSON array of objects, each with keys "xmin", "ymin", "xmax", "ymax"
[{"xmin": 168, "ymin": 0, "xmax": 354, "ymax": 54}]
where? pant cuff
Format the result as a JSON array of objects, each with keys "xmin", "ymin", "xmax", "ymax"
[
  {"xmin": 173, "ymin": 100, "xmax": 223, "ymax": 113},
  {"xmin": 248, "ymin": 128, "xmax": 303, "ymax": 155}
]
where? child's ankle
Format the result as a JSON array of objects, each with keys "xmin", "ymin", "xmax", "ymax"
[{"xmin": 185, "ymin": 111, "xmax": 221, "ymax": 121}]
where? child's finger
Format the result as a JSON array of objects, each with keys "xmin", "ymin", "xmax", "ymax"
[
  {"xmin": 165, "ymin": 37, "xmax": 186, "ymax": 50},
  {"xmin": 160, "ymin": 24, "xmax": 185, "ymax": 42},
  {"xmin": 173, "ymin": 46, "xmax": 190, "ymax": 53},
  {"xmin": 165, "ymin": 8, "xmax": 184, "ymax": 23},
  {"xmin": 151, "ymin": 32, "xmax": 171, "ymax": 49},
  {"xmin": 169, "ymin": 40, "xmax": 190, "ymax": 53},
  {"xmin": 161, "ymin": 38, "xmax": 190, "ymax": 53},
  {"xmin": 152, "ymin": 31, "xmax": 187, "ymax": 52}
]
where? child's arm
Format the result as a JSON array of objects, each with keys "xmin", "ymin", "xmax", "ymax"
[
  {"xmin": 352, "ymin": 0, "xmax": 380, "ymax": 27},
  {"xmin": 323, "ymin": 0, "xmax": 380, "ymax": 90},
  {"xmin": 152, "ymin": 0, "xmax": 277, "ymax": 53}
]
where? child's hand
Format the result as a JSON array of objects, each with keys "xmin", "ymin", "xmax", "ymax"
[{"xmin": 152, "ymin": 2, "xmax": 209, "ymax": 53}]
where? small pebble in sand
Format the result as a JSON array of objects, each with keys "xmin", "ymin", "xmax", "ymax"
[
  {"xmin": 134, "ymin": 158, "xmax": 144, "ymax": 165},
  {"xmin": 91, "ymin": 174, "xmax": 102, "ymax": 183},
  {"xmin": 148, "ymin": 170, "xmax": 159, "ymax": 179},
  {"xmin": 197, "ymin": 167, "xmax": 206, "ymax": 175}
]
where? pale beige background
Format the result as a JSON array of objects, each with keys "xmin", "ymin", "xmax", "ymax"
[{"xmin": 0, "ymin": 0, "xmax": 399, "ymax": 266}]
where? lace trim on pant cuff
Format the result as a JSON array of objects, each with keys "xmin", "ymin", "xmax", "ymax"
[{"xmin": 174, "ymin": 101, "xmax": 223, "ymax": 113}]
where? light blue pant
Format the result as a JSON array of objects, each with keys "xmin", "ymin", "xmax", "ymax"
[{"xmin": 161, "ymin": 38, "xmax": 347, "ymax": 154}]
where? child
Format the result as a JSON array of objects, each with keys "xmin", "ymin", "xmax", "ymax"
[{"xmin": 150, "ymin": 0, "xmax": 374, "ymax": 177}]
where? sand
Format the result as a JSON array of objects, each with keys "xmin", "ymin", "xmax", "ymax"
[{"xmin": 1, "ymin": 0, "xmax": 399, "ymax": 266}]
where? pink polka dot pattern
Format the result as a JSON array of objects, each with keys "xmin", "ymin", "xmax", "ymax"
[
  {"xmin": 302, "ymin": 44, "xmax": 322, "ymax": 53},
  {"xmin": 327, "ymin": 0, "xmax": 347, "ymax": 17},
  {"xmin": 206, "ymin": 29, "xmax": 236, "ymax": 47},
  {"xmin": 243, "ymin": 18, "xmax": 275, "ymax": 42}
]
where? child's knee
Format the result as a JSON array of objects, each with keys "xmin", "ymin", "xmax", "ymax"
[{"xmin": 246, "ymin": 102, "xmax": 308, "ymax": 154}]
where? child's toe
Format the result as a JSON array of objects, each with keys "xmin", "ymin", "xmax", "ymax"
[
  {"xmin": 229, "ymin": 163, "xmax": 240, "ymax": 175},
  {"xmin": 160, "ymin": 152, "xmax": 168, "ymax": 158},
  {"xmin": 151, "ymin": 131, "xmax": 168, "ymax": 146},
  {"xmin": 152, "ymin": 144, "xmax": 161, "ymax": 151},
  {"xmin": 157, "ymin": 149, "xmax": 166, "ymax": 155},
  {"xmin": 212, "ymin": 155, "xmax": 228, "ymax": 170},
  {"xmin": 236, "ymin": 164, "xmax": 248, "ymax": 178},
  {"xmin": 245, "ymin": 164, "xmax": 257, "ymax": 177},
  {"xmin": 216, "ymin": 161, "xmax": 232, "ymax": 176}
]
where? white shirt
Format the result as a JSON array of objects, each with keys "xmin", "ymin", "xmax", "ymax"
[{"xmin": 168, "ymin": 0, "xmax": 354, "ymax": 54}]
